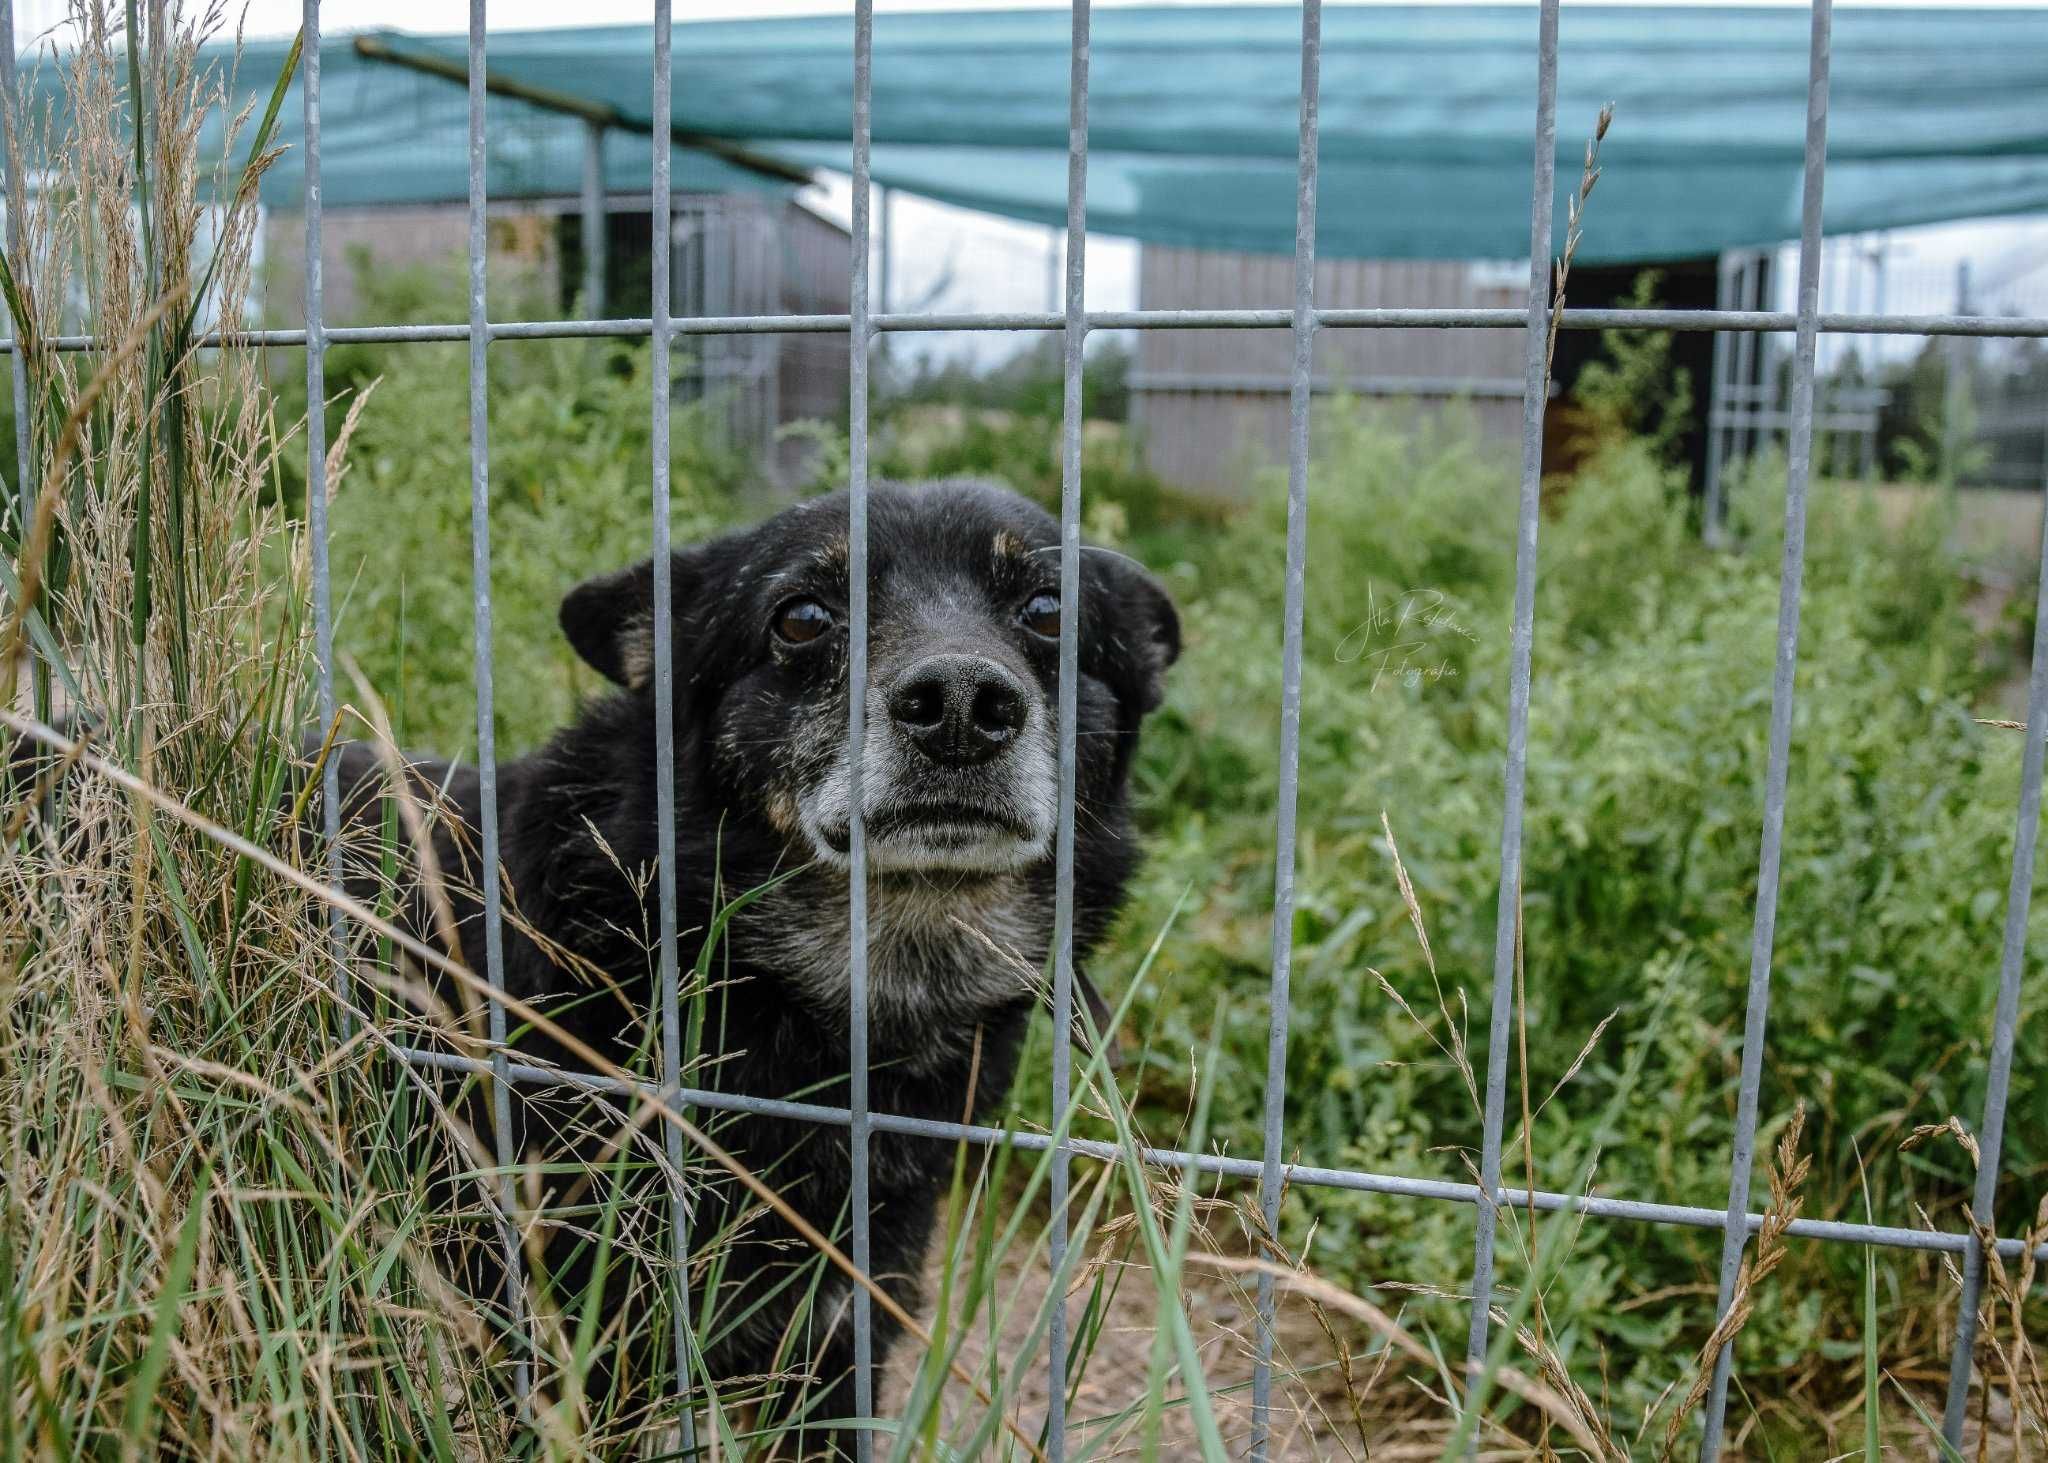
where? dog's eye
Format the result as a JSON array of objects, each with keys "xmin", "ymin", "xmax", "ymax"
[
  {"xmin": 1020, "ymin": 592, "xmax": 1062, "ymax": 640},
  {"xmin": 774, "ymin": 598, "xmax": 835, "ymax": 645}
]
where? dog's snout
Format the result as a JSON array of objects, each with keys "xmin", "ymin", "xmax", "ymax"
[{"xmin": 888, "ymin": 654, "xmax": 1028, "ymax": 768}]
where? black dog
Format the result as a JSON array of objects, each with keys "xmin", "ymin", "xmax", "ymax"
[{"xmin": 320, "ymin": 478, "xmax": 1178, "ymax": 1449}]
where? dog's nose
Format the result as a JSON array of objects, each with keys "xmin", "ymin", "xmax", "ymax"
[{"xmin": 888, "ymin": 654, "xmax": 1028, "ymax": 768}]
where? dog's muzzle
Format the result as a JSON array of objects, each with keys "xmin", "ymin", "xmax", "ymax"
[{"xmin": 800, "ymin": 651, "xmax": 1057, "ymax": 873}]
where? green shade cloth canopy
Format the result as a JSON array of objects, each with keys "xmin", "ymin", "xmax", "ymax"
[
  {"xmin": 363, "ymin": 5, "xmax": 2048, "ymax": 262},
  {"xmin": 12, "ymin": 34, "xmax": 792, "ymax": 209},
  {"xmin": 21, "ymin": 6, "xmax": 2048, "ymax": 261}
]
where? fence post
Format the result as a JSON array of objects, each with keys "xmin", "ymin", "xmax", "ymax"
[
  {"xmin": 581, "ymin": 118, "xmax": 606, "ymax": 318},
  {"xmin": 1704, "ymin": 252, "xmax": 1735, "ymax": 544},
  {"xmin": 1944, "ymin": 259, "xmax": 1972, "ymax": 487}
]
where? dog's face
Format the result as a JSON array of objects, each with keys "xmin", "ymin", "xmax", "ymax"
[{"xmin": 558, "ymin": 479, "xmax": 1178, "ymax": 876}]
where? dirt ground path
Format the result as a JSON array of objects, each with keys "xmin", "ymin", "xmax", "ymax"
[
  {"xmin": 877, "ymin": 1225, "xmax": 2028, "ymax": 1461},
  {"xmin": 879, "ymin": 1230, "xmax": 1478, "ymax": 1460}
]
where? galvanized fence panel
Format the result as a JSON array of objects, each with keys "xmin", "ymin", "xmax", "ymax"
[{"xmin": 9, "ymin": 0, "xmax": 2046, "ymax": 1456}]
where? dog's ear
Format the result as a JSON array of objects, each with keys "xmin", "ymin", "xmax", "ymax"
[
  {"xmin": 563, "ymin": 534, "xmax": 753, "ymax": 692},
  {"xmin": 1091, "ymin": 553, "xmax": 1181, "ymax": 716},
  {"xmin": 560, "ymin": 558, "xmax": 660, "ymax": 688}
]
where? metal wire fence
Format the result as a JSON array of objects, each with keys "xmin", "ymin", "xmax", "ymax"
[{"xmin": 9, "ymin": 0, "xmax": 2047, "ymax": 1457}]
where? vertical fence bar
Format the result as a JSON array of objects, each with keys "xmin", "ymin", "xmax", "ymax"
[
  {"xmin": 1045, "ymin": 0, "xmax": 1089, "ymax": 1454},
  {"xmin": 1248, "ymin": 1, "xmax": 1320, "ymax": 1458},
  {"xmin": 1940, "ymin": 417, "xmax": 2048, "ymax": 1443},
  {"xmin": 845, "ymin": 0, "xmax": 875, "ymax": 1452},
  {"xmin": 581, "ymin": 118, "xmax": 606, "ymax": 319},
  {"xmin": 1943, "ymin": 261, "xmax": 1971, "ymax": 488},
  {"xmin": 298, "ymin": 0, "xmax": 349, "ymax": 1037},
  {"xmin": 1698, "ymin": 3, "xmax": 1832, "ymax": 1456},
  {"xmin": 464, "ymin": 0, "xmax": 529, "ymax": 1406},
  {"xmin": 1463, "ymin": 0, "xmax": 1557, "ymax": 1401},
  {"xmin": 1735, "ymin": 255, "xmax": 1762, "ymax": 470},
  {"xmin": 0, "ymin": 0, "xmax": 30, "ymax": 532},
  {"xmin": 648, "ymin": 0, "xmax": 695, "ymax": 1442}
]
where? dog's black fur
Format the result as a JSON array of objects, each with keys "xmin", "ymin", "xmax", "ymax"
[{"xmin": 319, "ymin": 479, "xmax": 1178, "ymax": 1448}]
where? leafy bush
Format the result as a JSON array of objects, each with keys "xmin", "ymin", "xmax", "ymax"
[
  {"xmin": 313, "ymin": 263, "xmax": 744, "ymax": 753},
  {"xmin": 1079, "ymin": 407, "xmax": 2042, "ymax": 1439},
  {"xmin": 1568, "ymin": 269, "xmax": 1696, "ymax": 465}
]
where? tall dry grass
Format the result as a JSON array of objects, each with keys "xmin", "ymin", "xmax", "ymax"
[{"xmin": 0, "ymin": 4, "xmax": 529, "ymax": 1455}]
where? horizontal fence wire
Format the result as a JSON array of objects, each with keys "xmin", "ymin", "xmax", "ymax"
[
  {"xmin": 389, "ymin": 1046, "xmax": 2048, "ymax": 1267},
  {"xmin": 13, "ymin": 307, "xmax": 2048, "ymax": 353},
  {"xmin": 232, "ymin": 0, "xmax": 2040, "ymax": 1453}
]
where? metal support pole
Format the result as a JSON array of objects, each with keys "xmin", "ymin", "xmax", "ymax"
[
  {"xmin": 1856, "ymin": 242, "xmax": 1877, "ymax": 481},
  {"xmin": 580, "ymin": 117, "xmax": 606, "ymax": 318},
  {"xmin": 1704, "ymin": 252, "xmax": 1735, "ymax": 544},
  {"xmin": 1944, "ymin": 260, "xmax": 1972, "ymax": 488},
  {"xmin": 1736, "ymin": 253, "xmax": 1763, "ymax": 470}
]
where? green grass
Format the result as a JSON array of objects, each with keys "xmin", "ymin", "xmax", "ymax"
[{"xmin": 1086, "ymin": 411, "xmax": 2045, "ymax": 1449}]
